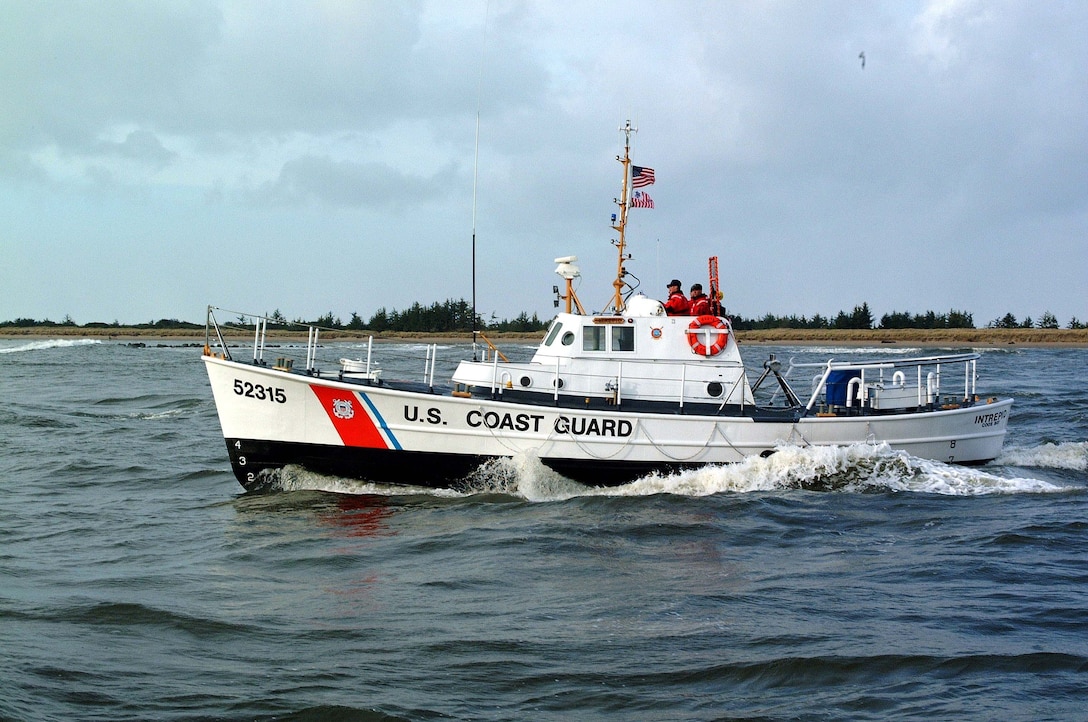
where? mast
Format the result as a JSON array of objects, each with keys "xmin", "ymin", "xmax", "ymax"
[{"xmin": 610, "ymin": 120, "xmax": 636, "ymax": 314}]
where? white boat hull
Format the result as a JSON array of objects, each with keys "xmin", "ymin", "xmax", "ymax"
[{"xmin": 204, "ymin": 355, "xmax": 1011, "ymax": 491}]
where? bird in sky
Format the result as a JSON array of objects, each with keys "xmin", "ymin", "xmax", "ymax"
[{"xmin": 859, "ymin": 51, "xmax": 866, "ymax": 69}]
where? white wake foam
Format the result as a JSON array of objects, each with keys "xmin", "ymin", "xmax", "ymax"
[
  {"xmin": 577, "ymin": 444, "xmax": 1064, "ymax": 498},
  {"xmin": 271, "ymin": 465, "xmax": 466, "ymax": 498},
  {"xmin": 250, "ymin": 444, "xmax": 1071, "ymax": 501},
  {"xmin": 0, "ymin": 338, "xmax": 102, "ymax": 354},
  {"xmin": 796, "ymin": 346, "xmax": 923, "ymax": 356},
  {"xmin": 996, "ymin": 441, "xmax": 1088, "ymax": 471},
  {"xmin": 460, "ymin": 444, "xmax": 1070, "ymax": 499}
]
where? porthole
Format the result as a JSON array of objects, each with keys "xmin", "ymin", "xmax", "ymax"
[
  {"xmin": 707, "ymin": 382, "xmax": 723, "ymax": 398},
  {"xmin": 561, "ymin": 332, "xmax": 575, "ymax": 346},
  {"xmin": 552, "ymin": 378, "xmax": 565, "ymax": 388},
  {"xmin": 520, "ymin": 376, "xmax": 532, "ymax": 387}
]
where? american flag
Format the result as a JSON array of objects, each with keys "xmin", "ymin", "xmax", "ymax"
[
  {"xmin": 630, "ymin": 190, "xmax": 655, "ymax": 209},
  {"xmin": 631, "ymin": 165, "xmax": 655, "ymax": 188}
]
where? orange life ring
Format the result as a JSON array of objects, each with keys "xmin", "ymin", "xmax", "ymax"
[{"xmin": 687, "ymin": 315, "xmax": 728, "ymax": 356}]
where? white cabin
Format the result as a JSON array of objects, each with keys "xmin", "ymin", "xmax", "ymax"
[{"xmin": 450, "ymin": 294, "xmax": 756, "ymax": 409}]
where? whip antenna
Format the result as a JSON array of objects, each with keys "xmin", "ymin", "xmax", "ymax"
[{"xmin": 471, "ymin": 1, "xmax": 490, "ymax": 361}]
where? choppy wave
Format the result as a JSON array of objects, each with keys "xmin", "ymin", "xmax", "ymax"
[
  {"xmin": 794, "ymin": 346, "xmax": 924, "ymax": 356},
  {"xmin": 997, "ymin": 441, "xmax": 1088, "ymax": 471},
  {"xmin": 261, "ymin": 443, "xmax": 1069, "ymax": 501},
  {"xmin": 0, "ymin": 338, "xmax": 102, "ymax": 354},
  {"xmin": 55, "ymin": 600, "xmax": 255, "ymax": 637}
]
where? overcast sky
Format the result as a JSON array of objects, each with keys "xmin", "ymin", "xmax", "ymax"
[{"xmin": 2, "ymin": 0, "xmax": 1085, "ymax": 327}]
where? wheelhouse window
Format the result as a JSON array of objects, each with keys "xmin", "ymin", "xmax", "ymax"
[
  {"xmin": 612, "ymin": 326, "xmax": 634, "ymax": 352},
  {"xmin": 582, "ymin": 324, "xmax": 634, "ymax": 352},
  {"xmin": 583, "ymin": 326, "xmax": 606, "ymax": 351}
]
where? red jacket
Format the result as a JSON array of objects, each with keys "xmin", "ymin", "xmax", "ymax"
[
  {"xmin": 689, "ymin": 293, "xmax": 711, "ymax": 316},
  {"xmin": 664, "ymin": 290, "xmax": 690, "ymax": 316}
]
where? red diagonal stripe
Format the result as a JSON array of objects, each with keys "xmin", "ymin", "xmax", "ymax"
[{"xmin": 310, "ymin": 385, "xmax": 388, "ymax": 448}]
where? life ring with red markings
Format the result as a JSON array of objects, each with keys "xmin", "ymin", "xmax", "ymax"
[{"xmin": 687, "ymin": 315, "xmax": 728, "ymax": 356}]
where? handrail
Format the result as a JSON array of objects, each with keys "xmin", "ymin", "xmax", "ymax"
[
  {"xmin": 788, "ymin": 352, "xmax": 979, "ymax": 372},
  {"xmin": 204, "ymin": 305, "xmax": 376, "ymax": 375},
  {"xmin": 795, "ymin": 352, "xmax": 979, "ymax": 412},
  {"xmin": 491, "ymin": 352, "xmax": 501, "ymax": 395},
  {"xmin": 478, "ymin": 331, "xmax": 509, "ymax": 363},
  {"xmin": 679, "ymin": 363, "xmax": 687, "ymax": 410}
]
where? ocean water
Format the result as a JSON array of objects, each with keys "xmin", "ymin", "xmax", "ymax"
[{"xmin": 1, "ymin": 338, "xmax": 1086, "ymax": 721}]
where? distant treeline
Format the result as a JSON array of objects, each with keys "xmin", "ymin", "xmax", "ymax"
[
  {"xmin": 0, "ymin": 300, "xmax": 548, "ymax": 333},
  {"xmin": 2, "ymin": 302, "xmax": 1083, "ymax": 332},
  {"xmin": 0, "ymin": 316, "xmax": 203, "ymax": 330},
  {"xmin": 298, "ymin": 299, "xmax": 548, "ymax": 333},
  {"xmin": 731, "ymin": 305, "xmax": 1084, "ymax": 331}
]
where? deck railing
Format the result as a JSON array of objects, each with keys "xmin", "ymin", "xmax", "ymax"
[
  {"xmin": 205, "ymin": 306, "xmax": 452, "ymax": 388},
  {"xmin": 783, "ymin": 353, "xmax": 980, "ymax": 413}
]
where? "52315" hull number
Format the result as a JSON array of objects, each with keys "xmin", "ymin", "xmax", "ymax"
[{"xmin": 233, "ymin": 379, "xmax": 286, "ymax": 404}]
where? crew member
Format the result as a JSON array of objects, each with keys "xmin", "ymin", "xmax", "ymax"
[
  {"xmin": 689, "ymin": 283, "xmax": 711, "ymax": 316},
  {"xmin": 663, "ymin": 279, "xmax": 689, "ymax": 316}
]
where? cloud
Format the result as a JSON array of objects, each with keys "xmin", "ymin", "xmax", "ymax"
[
  {"xmin": 0, "ymin": 1, "xmax": 1084, "ymax": 325},
  {"xmin": 0, "ymin": 1, "xmax": 221, "ymax": 149},
  {"xmin": 253, "ymin": 155, "xmax": 459, "ymax": 208},
  {"xmin": 94, "ymin": 129, "xmax": 177, "ymax": 167}
]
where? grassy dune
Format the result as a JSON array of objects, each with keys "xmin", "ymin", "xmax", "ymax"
[{"xmin": 3, "ymin": 325, "xmax": 1088, "ymax": 347}]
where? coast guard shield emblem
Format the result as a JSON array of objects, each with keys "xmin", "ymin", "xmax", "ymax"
[{"xmin": 332, "ymin": 398, "xmax": 355, "ymax": 420}]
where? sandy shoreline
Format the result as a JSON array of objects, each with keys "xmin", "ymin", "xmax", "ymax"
[{"xmin": 3, "ymin": 326, "xmax": 1087, "ymax": 348}]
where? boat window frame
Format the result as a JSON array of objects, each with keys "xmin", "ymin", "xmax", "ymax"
[
  {"xmin": 543, "ymin": 320, "xmax": 564, "ymax": 346},
  {"xmin": 583, "ymin": 325, "xmax": 606, "ymax": 351},
  {"xmin": 611, "ymin": 325, "xmax": 635, "ymax": 352}
]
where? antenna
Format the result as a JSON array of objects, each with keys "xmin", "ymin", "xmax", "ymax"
[
  {"xmin": 470, "ymin": 1, "xmax": 491, "ymax": 361},
  {"xmin": 471, "ymin": 109, "xmax": 480, "ymax": 360}
]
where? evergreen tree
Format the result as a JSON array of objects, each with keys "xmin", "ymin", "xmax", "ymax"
[
  {"xmin": 852, "ymin": 303, "xmax": 874, "ymax": 329},
  {"xmin": 990, "ymin": 313, "xmax": 1018, "ymax": 329},
  {"xmin": 947, "ymin": 309, "xmax": 974, "ymax": 328},
  {"xmin": 368, "ymin": 308, "xmax": 390, "ymax": 331},
  {"xmin": 315, "ymin": 312, "xmax": 341, "ymax": 328},
  {"xmin": 1038, "ymin": 311, "xmax": 1059, "ymax": 329},
  {"xmin": 879, "ymin": 311, "xmax": 911, "ymax": 329}
]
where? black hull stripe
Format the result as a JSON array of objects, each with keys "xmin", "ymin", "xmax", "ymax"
[
  {"xmin": 227, "ymin": 439, "xmax": 491, "ymax": 491},
  {"xmin": 224, "ymin": 439, "xmax": 998, "ymax": 493},
  {"xmin": 224, "ymin": 439, "xmax": 686, "ymax": 492}
]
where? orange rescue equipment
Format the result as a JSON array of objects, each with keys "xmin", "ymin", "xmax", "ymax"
[{"xmin": 687, "ymin": 315, "xmax": 728, "ymax": 356}]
